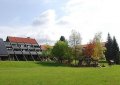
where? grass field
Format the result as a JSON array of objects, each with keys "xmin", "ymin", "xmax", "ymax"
[{"xmin": 0, "ymin": 61, "xmax": 120, "ymax": 85}]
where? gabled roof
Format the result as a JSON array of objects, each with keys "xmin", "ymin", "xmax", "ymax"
[{"xmin": 6, "ymin": 36, "xmax": 38, "ymax": 44}]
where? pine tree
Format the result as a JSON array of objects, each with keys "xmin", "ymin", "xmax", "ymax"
[
  {"xmin": 112, "ymin": 36, "xmax": 120, "ymax": 64},
  {"xmin": 105, "ymin": 33, "xmax": 113, "ymax": 64},
  {"xmin": 105, "ymin": 34, "xmax": 120, "ymax": 64}
]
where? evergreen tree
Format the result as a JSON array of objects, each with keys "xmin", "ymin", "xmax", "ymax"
[
  {"xmin": 105, "ymin": 34, "xmax": 120, "ymax": 64},
  {"xmin": 105, "ymin": 33, "xmax": 113, "ymax": 64},
  {"xmin": 112, "ymin": 36, "xmax": 120, "ymax": 64},
  {"xmin": 60, "ymin": 36, "xmax": 66, "ymax": 42}
]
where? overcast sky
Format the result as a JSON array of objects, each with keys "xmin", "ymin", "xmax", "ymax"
[{"xmin": 0, "ymin": 0, "xmax": 120, "ymax": 45}]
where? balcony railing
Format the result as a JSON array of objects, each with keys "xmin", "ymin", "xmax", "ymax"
[
  {"xmin": 7, "ymin": 50, "xmax": 14, "ymax": 54},
  {"xmin": 30, "ymin": 52, "xmax": 37, "ymax": 55},
  {"xmin": 28, "ymin": 47, "xmax": 35, "ymax": 50},
  {"xmin": 22, "ymin": 51, "xmax": 30, "ymax": 55},
  {"xmin": 20, "ymin": 47, "xmax": 28, "ymax": 49},
  {"xmin": 37, "ymin": 52, "xmax": 42, "ymax": 55},
  {"xmin": 35, "ymin": 48, "xmax": 41, "ymax": 50},
  {"xmin": 12, "ymin": 46, "xmax": 20, "ymax": 49},
  {"xmin": 4, "ymin": 42, "xmax": 12, "ymax": 47},
  {"xmin": 14, "ymin": 51, "xmax": 22, "ymax": 54}
]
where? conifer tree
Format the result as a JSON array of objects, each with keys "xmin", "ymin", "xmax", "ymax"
[
  {"xmin": 105, "ymin": 34, "xmax": 120, "ymax": 64},
  {"xmin": 60, "ymin": 36, "xmax": 66, "ymax": 42},
  {"xmin": 112, "ymin": 36, "xmax": 120, "ymax": 64},
  {"xmin": 105, "ymin": 33, "xmax": 113, "ymax": 63}
]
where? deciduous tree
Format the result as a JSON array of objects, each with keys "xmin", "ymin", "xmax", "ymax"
[
  {"xmin": 52, "ymin": 37, "xmax": 70, "ymax": 63},
  {"xmin": 83, "ymin": 41, "xmax": 95, "ymax": 66},
  {"xmin": 41, "ymin": 44, "xmax": 53, "ymax": 61},
  {"xmin": 92, "ymin": 32, "xmax": 105, "ymax": 61},
  {"xmin": 69, "ymin": 30, "xmax": 82, "ymax": 65},
  {"xmin": 83, "ymin": 32, "xmax": 105, "ymax": 66},
  {"xmin": 83, "ymin": 42, "xmax": 95, "ymax": 58}
]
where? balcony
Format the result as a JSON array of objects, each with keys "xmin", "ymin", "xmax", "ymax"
[
  {"xmin": 11, "ymin": 42, "xmax": 17, "ymax": 46},
  {"xmin": 22, "ymin": 51, "xmax": 30, "ymax": 55},
  {"xmin": 30, "ymin": 51, "xmax": 37, "ymax": 55},
  {"xmin": 18, "ymin": 43, "xmax": 24, "ymax": 45},
  {"xmin": 35, "ymin": 48, "xmax": 41, "ymax": 50},
  {"xmin": 20, "ymin": 47, "xmax": 28, "ymax": 49},
  {"xmin": 28, "ymin": 47, "xmax": 35, "ymax": 50},
  {"xmin": 4, "ymin": 42, "xmax": 12, "ymax": 47},
  {"xmin": 12, "ymin": 46, "xmax": 20, "ymax": 49},
  {"xmin": 14, "ymin": 51, "xmax": 22, "ymax": 54},
  {"xmin": 37, "ymin": 52, "xmax": 42, "ymax": 55},
  {"xmin": 5, "ymin": 44, "xmax": 12, "ymax": 47},
  {"xmin": 33, "ymin": 44, "xmax": 39, "ymax": 48},
  {"xmin": 26, "ymin": 44, "xmax": 32, "ymax": 47},
  {"xmin": 7, "ymin": 50, "xmax": 14, "ymax": 54}
]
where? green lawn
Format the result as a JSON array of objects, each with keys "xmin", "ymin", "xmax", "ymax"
[{"xmin": 0, "ymin": 61, "xmax": 120, "ymax": 85}]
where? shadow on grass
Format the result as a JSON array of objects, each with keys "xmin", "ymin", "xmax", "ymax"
[
  {"xmin": 35, "ymin": 62, "xmax": 108, "ymax": 68},
  {"xmin": 35, "ymin": 61, "xmax": 69, "ymax": 67}
]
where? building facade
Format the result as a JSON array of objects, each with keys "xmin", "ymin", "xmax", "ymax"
[{"xmin": 0, "ymin": 36, "xmax": 42, "ymax": 61}]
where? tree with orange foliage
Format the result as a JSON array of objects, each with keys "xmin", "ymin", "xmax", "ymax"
[
  {"xmin": 83, "ymin": 42, "xmax": 95, "ymax": 58},
  {"xmin": 82, "ymin": 42, "xmax": 95, "ymax": 66},
  {"xmin": 83, "ymin": 32, "xmax": 105, "ymax": 66}
]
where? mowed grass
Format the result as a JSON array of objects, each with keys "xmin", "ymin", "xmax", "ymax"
[{"xmin": 0, "ymin": 61, "xmax": 120, "ymax": 85}]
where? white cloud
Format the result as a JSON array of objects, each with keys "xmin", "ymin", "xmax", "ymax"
[
  {"xmin": 60, "ymin": 0, "xmax": 120, "ymax": 44},
  {"xmin": 0, "ymin": 25, "xmax": 56, "ymax": 45},
  {"xmin": 1, "ymin": 0, "xmax": 120, "ymax": 45},
  {"xmin": 0, "ymin": 9, "xmax": 72, "ymax": 45},
  {"xmin": 32, "ymin": 9, "xmax": 56, "ymax": 26}
]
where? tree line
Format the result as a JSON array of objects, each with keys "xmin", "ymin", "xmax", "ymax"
[{"xmin": 41, "ymin": 30, "xmax": 120, "ymax": 67}]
